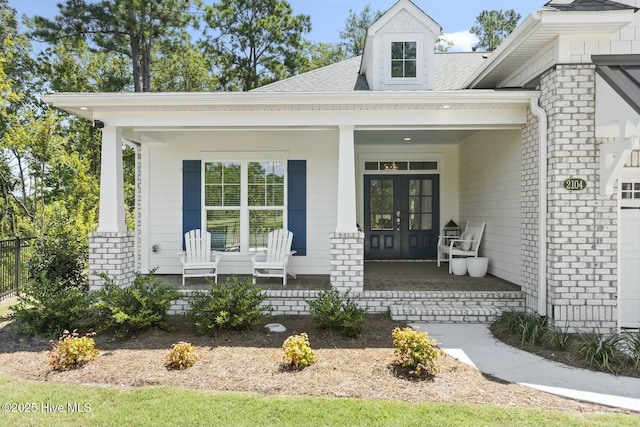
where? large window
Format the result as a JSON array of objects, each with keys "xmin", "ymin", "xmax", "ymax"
[
  {"xmin": 391, "ymin": 41, "xmax": 417, "ymax": 78},
  {"xmin": 204, "ymin": 161, "xmax": 285, "ymax": 252}
]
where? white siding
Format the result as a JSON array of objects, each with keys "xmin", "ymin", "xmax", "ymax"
[
  {"xmin": 459, "ymin": 130, "xmax": 522, "ymax": 285},
  {"xmin": 142, "ymin": 129, "xmax": 339, "ymax": 275}
]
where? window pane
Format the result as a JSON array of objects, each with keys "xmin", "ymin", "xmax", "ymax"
[
  {"xmin": 204, "ymin": 185, "xmax": 222, "ymax": 206},
  {"xmin": 404, "ymin": 42, "xmax": 417, "ymax": 59},
  {"xmin": 205, "ymin": 163, "xmax": 222, "ymax": 184},
  {"xmin": 224, "ymin": 163, "xmax": 241, "ymax": 184},
  {"xmin": 248, "ymin": 184, "xmax": 265, "ymax": 205},
  {"xmin": 205, "ymin": 162, "xmax": 241, "ymax": 207},
  {"xmin": 249, "ymin": 210, "xmax": 283, "ymax": 251},
  {"xmin": 224, "ymin": 184, "xmax": 241, "ymax": 206},
  {"xmin": 391, "ymin": 61, "xmax": 404, "ymax": 78},
  {"xmin": 249, "ymin": 161, "xmax": 284, "ymax": 207},
  {"xmin": 391, "ymin": 42, "xmax": 403, "ymax": 59},
  {"xmin": 405, "ymin": 60, "xmax": 416, "ymax": 78},
  {"xmin": 207, "ymin": 210, "xmax": 240, "ymax": 252}
]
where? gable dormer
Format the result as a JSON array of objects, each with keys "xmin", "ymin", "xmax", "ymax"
[{"xmin": 360, "ymin": 0, "xmax": 441, "ymax": 91}]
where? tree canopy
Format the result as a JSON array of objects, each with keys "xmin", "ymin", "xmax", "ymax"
[
  {"xmin": 30, "ymin": 0, "xmax": 195, "ymax": 92},
  {"xmin": 339, "ymin": 4, "xmax": 383, "ymax": 57},
  {"xmin": 470, "ymin": 9, "xmax": 520, "ymax": 52},
  {"xmin": 201, "ymin": 0, "xmax": 311, "ymax": 91}
]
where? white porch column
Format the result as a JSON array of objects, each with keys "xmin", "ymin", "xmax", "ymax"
[
  {"xmin": 98, "ymin": 127, "xmax": 127, "ymax": 232},
  {"xmin": 331, "ymin": 125, "xmax": 364, "ymax": 293},
  {"xmin": 89, "ymin": 126, "xmax": 135, "ymax": 289},
  {"xmin": 336, "ymin": 125, "xmax": 358, "ymax": 233}
]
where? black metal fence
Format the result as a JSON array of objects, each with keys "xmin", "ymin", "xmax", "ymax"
[{"xmin": 0, "ymin": 237, "xmax": 35, "ymax": 301}]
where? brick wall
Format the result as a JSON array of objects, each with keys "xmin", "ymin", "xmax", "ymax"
[
  {"xmin": 88, "ymin": 232, "xmax": 136, "ymax": 290},
  {"xmin": 521, "ymin": 109, "xmax": 540, "ymax": 312},
  {"xmin": 329, "ymin": 232, "xmax": 365, "ymax": 293},
  {"xmin": 541, "ymin": 64, "xmax": 618, "ymax": 332}
]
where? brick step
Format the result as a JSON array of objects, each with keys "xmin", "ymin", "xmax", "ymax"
[{"xmin": 389, "ymin": 304, "xmax": 502, "ymax": 324}]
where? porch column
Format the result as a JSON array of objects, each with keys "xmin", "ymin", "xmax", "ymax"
[
  {"xmin": 98, "ymin": 127, "xmax": 127, "ymax": 233},
  {"xmin": 88, "ymin": 126, "xmax": 135, "ymax": 289},
  {"xmin": 331, "ymin": 125, "xmax": 364, "ymax": 293},
  {"xmin": 336, "ymin": 125, "xmax": 358, "ymax": 233}
]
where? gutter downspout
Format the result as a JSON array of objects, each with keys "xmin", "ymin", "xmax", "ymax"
[{"xmin": 530, "ymin": 96, "xmax": 548, "ymax": 317}]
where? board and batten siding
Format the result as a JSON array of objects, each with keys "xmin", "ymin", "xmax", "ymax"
[
  {"xmin": 141, "ymin": 129, "xmax": 338, "ymax": 275},
  {"xmin": 459, "ymin": 130, "xmax": 522, "ymax": 285}
]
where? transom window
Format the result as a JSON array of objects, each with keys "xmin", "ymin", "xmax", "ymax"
[
  {"xmin": 204, "ymin": 161, "xmax": 285, "ymax": 252},
  {"xmin": 391, "ymin": 41, "xmax": 417, "ymax": 78}
]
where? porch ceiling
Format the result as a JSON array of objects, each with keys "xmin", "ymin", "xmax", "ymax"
[{"xmin": 355, "ymin": 129, "xmax": 482, "ymax": 145}]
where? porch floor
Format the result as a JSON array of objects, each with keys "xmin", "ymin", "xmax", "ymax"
[{"xmin": 160, "ymin": 261, "xmax": 520, "ymax": 292}]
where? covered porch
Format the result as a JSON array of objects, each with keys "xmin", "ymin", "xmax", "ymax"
[
  {"xmin": 164, "ymin": 261, "xmax": 524, "ymax": 323},
  {"xmin": 163, "ymin": 261, "xmax": 520, "ymax": 292}
]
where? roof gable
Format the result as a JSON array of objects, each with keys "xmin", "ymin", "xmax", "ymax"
[{"xmin": 366, "ymin": 0, "xmax": 440, "ymax": 37}]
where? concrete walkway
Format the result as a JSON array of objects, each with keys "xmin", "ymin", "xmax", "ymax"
[{"xmin": 409, "ymin": 323, "xmax": 640, "ymax": 412}]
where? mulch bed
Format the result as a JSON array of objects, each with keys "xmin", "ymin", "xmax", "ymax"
[{"xmin": 0, "ymin": 313, "xmax": 633, "ymax": 415}]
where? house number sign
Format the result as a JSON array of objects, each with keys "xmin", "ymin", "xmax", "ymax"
[{"xmin": 563, "ymin": 178, "xmax": 587, "ymax": 191}]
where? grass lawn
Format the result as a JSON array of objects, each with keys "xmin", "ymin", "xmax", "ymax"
[{"xmin": 0, "ymin": 375, "xmax": 638, "ymax": 427}]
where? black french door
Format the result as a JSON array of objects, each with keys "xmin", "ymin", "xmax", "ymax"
[{"xmin": 364, "ymin": 175, "xmax": 439, "ymax": 260}]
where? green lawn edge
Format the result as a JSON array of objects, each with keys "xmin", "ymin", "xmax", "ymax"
[{"xmin": 0, "ymin": 374, "xmax": 638, "ymax": 427}]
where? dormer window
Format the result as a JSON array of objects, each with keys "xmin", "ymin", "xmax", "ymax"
[{"xmin": 391, "ymin": 41, "xmax": 417, "ymax": 78}]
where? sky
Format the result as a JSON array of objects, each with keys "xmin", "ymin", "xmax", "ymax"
[{"xmin": 8, "ymin": 0, "xmax": 547, "ymax": 52}]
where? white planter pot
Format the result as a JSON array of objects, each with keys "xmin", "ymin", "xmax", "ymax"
[
  {"xmin": 451, "ymin": 258, "xmax": 467, "ymax": 275},
  {"xmin": 467, "ymin": 257, "xmax": 489, "ymax": 278}
]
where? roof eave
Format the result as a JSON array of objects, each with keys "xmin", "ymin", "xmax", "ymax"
[
  {"xmin": 43, "ymin": 90, "xmax": 540, "ymax": 119},
  {"xmin": 465, "ymin": 8, "xmax": 637, "ymax": 89}
]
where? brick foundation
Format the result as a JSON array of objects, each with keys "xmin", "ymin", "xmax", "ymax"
[
  {"xmin": 88, "ymin": 232, "xmax": 136, "ymax": 290},
  {"xmin": 329, "ymin": 232, "xmax": 364, "ymax": 293}
]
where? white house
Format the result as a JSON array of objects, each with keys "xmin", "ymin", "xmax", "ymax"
[{"xmin": 44, "ymin": 0, "xmax": 640, "ymax": 332}]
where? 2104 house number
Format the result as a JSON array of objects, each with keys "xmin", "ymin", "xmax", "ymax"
[{"xmin": 563, "ymin": 178, "xmax": 587, "ymax": 191}]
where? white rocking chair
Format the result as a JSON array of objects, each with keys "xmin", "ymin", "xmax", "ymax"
[
  {"xmin": 251, "ymin": 229, "xmax": 296, "ymax": 286},
  {"xmin": 437, "ymin": 220, "xmax": 486, "ymax": 274},
  {"xmin": 178, "ymin": 229, "xmax": 222, "ymax": 286}
]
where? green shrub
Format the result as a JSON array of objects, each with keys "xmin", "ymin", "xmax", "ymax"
[
  {"xmin": 48, "ymin": 330, "xmax": 99, "ymax": 371},
  {"xmin": 28, "ymin": 212, "xmax": 90, "ymax": 291},
  {"xmin": 624, "ymin": 332, "xmax": 640, "ymax": 371},
  {"xmin": 392, "ymin": 327, "xmax": 442, "ymax": 378},
  {"xmin": 165, "ymin": 342, "xmax": 202, "ymax": 370},
  {"xmin": 579, "ymin": 332, "xmax": 626, "ymax": 373},
  {"xmin": 543, "ymin": 323, "xmax": 571, "ymax": 351},
  {"xmin": 9, "ymin": 273, "xmax": 96, "ymax": 337},
  {"xmin": 281, "ymin": 333, "xmax": 317, "ymax": 370},
  {"xmin": 188, "ymin": 275, "xmax": 269, "ymax": 334},
  {"xmin": 92, "ymin": 272, "xmax": 180, "ymax": 340},
  {"xmin": 493, "ymin": 311, "xmax": 546, "ymax": 348},
  {"xmin": 306, "ymin": 289, "xmax": 366, "ymax": 338}
]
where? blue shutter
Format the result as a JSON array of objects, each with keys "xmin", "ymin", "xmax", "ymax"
[
  {"xmin": 182, "ymin": 160, "xmax": 201, "ymax": 249},
  {"xmin": 288, "ymin": 160, "xmax": 306, "ymax": 256}
]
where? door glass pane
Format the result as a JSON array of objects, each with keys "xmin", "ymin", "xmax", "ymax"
[
  {"xmin": 207, "ymin": 210, "xmax": 240, "ymax": 252},
  {"xmin": 370, "ymin": 179, "xmax": 394, "ymax": 231},
  {"xmin": 408, "ymin": 179, "xmax": 433, "ymax": 231}
]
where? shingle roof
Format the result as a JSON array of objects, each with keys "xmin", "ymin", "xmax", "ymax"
[
  {"xmin": 543, "ymin": 0, "xmax": 637, "ymax": 11},
  {"xmin": 252, "ymin": 52, "xmax": 489, "ymax": 92}
]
